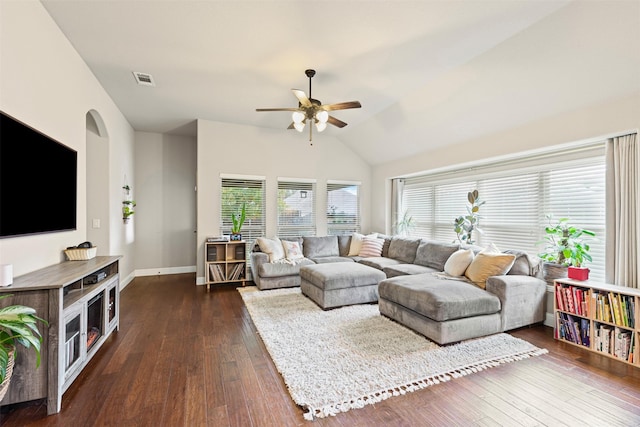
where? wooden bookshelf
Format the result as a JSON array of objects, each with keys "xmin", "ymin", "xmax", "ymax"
[
  {"xmin": 204, "ymin": 240, "xmax": 246, "ymax": 290},
  {"xmin": 554, "ymin": 278, "xmax": 638, "ymax": 367}
]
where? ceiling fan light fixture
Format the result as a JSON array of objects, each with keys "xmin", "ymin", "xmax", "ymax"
[
  {"xmin": 316, "ymin": 121, "xmax": 327, "ymax": 132},
  {"xmin": 316, "ymin": 110, "xmax": 329, "ymax": 123},
  {"xmin": 292, "ymin": 111, "xmax": 305, "ymax": 123},
  {"xmin": 293, "ymin": 122, "xmax": 305, "ymax": 132}
]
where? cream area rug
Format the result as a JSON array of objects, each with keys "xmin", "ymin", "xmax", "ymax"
[{"xmin": 238, "ymin": 286, "xmax": 547, "ymax": 420}]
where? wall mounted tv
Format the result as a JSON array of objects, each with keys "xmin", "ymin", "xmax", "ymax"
[{"xmin": 1, "ymin": 111, "xmax": 77, "ymax": 238}]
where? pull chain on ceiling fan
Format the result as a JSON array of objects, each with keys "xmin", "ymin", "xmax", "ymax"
[{"xmin": 256, "ymin": 69, "xmax": 361, "ymax": 144}]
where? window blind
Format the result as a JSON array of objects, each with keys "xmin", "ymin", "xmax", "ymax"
[
  {"xmin": 327, "ymin": 182, "xmax": 360, "ymax": 236},
  {"xmin": 399, "ymin": 150, "xmax": 606, "ymax": 282},
  {"xmin": 220, "ymin": 177, "xmax": 266, "ymax": 259},
  {"xmin": 277, "ymin": 179, "xmax": 316, "ymax": 238}
]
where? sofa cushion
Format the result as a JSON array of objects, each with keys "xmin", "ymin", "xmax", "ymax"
[
  {"xmin": 347, "ymin": 232, "xmax": 378, "ymax": 256},
  {"xmin": 444, "ymin": 248, "xmax": 475, "ymax": 276},
  {"xmin": 259, "ymin": 257, "xmax": 315, "ymax": 278},
  {"xmin": 337, "ymin": 235, "xmax": 352, "ymax": 257},
  {"xmin": 310, "ymin": 256, "xmax": 355, "ymax": 264},
  {"xmin": 378, "ymin": 274, "xmax": 501, "ymax": 322},
  {"xmin": 503, "ymin": 249, "xmax": 540, "ymax": 276},
  {"xmin": 256, "ymin": 237, "xmax": 285, "ymax": 262},
  {"xmin": 300, "ymin": 263, "xmax": 386, "ymax": 291},
  {"xmin": 388, "ymin": 237, "xmax": 421, "ymax": 264},
  {"xmin": 359, "ymin": 237, "xmax": 385, "ymax": 257},
  {"xmin": 303, "ymin": 236, "xmax": 339, "ymax": 258},
  {"xmin": 358, "ymin": 256, "xmax": 402, "ymax": 271},
  {"xmin": 414, "ymin": 241, "xmax": 460, "ymax": 270},
  {"xmin": 282, "ymin": 240, "xmax": 304, "ymax": 261},
  {"xmin": 374, "ymin": 233, "xmax": 393, "ymax": 257},
  {"xmin": 465, "ymin": 245, "xmax": 516, "ymax": 289},
  {"xmin": 383, "ymin": 264, "xmax": 438, "ymax": 278}
]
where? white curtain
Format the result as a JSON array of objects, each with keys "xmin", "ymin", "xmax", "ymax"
[{"xmin": 605, "ymin": 133, "xmax": 639, "ymax": 288}]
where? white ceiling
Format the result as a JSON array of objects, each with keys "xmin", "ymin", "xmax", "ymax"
[{"xmin": 40, "ymin": 0, "xmax": 639, "ymax": 165}]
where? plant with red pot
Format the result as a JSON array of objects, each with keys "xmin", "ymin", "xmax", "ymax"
[{"xmin": 538, "ymin": 216, "xmax": 596, "ymax": 281}]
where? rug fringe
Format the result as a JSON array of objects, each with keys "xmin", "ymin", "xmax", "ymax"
[{"xmin": 304, "ymin": 347, "xmax": 548, "ymax": 420}]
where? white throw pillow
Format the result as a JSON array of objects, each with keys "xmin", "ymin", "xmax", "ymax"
[
  {"xmin": 358, "ymin": 237, "xmax": 384, "ymax": 258},
  {"xmin": 256, "ymin": 237, "xmax": 285, "ymax": 262},
  {"xmin": 282, "ymin": 240, "xmax": 304, "ymax": 261},
  {"xmin": 348, "ymin": 232, "xmax": 378, "ymax": 256},
  {"xmin": 444, "ymin": 249, "xmax": 475, "ymax": 276}
]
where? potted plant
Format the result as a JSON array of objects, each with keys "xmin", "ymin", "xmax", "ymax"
[
  {"xmin": 122, "ymin": 185, "xmax": 136, "ymax": 223},
  {"xmin": 453, "ymin": 189, "xmax": 485, "ymax": 244},
  {"xmin": 393, "ymin": 210, "xmax": 416, "ymax": 237},
  {"xmin": 230, "ymin": 202, "xmax": 246, "ymax": 241},
  {"xmin": 538, "ymin": 216, "xmax": 595, "ymax": 281},
  {"xmin": 0, "ymin": 294, "xmax": 47, "ymax": 401},
  {"xmin": 122, "ymin": 200, "xmax": 136, "ymax": 222}
]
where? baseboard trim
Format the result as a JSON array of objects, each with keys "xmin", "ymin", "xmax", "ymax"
[{"xmin": 135, "ymin": 265, "xmax": 196, "ymax": 277}]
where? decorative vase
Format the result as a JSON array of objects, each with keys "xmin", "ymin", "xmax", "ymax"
[
  {"xmin": 0, "ymin": 347, "xmax": 15, "ymax": 403},
  {"xmin": 230, "ymin": 233, "xmax": 242, "ymax": 241},
  {"xmin": 568, "ymin": 266, "xmax": 589, "ymax": 281}
]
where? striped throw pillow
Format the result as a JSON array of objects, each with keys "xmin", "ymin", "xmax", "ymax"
[{"xmin": 358, "ymin": 237, "xmax": 384, "ymax": 257}]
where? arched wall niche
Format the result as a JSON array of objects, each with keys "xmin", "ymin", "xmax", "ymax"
[{"xmin": 85, "ymin": 109, "xmax": 110, "ymax": 254}]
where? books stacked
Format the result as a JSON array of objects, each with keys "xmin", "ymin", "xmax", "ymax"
[
  {"xmin": 594, "ymin": 291, "xmax": 635, "ymax": 327},
  {"xmin": 594, "ymin": 325, "xmax": 635, "ymax": 362},
  {"xmin": 555, "ymin": 283, "xmax": 590, "ymax": 316},
  {"xmin": 557, "ymin": 312, "xmax": 590, "ymax": 347}
]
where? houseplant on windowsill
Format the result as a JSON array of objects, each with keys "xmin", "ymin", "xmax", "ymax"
[
  {"xmin": 538, "ymin": 216, "xmax": 596, "ymax": 281},
  {"xmin": 230, "ymin": 202, "xmax": 246, "ymax": 241},
  {"xmin": 0, "ymin": 294, "xmax": 47, "ymax": 402},
  {"xmin": 453, "ymin": 189, "xmax": 485, "ymax": 245}
]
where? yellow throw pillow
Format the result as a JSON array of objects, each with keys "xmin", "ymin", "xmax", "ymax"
[{"xmin": 464, "ymin": 246, "xmax": 516, "ymax": 289}]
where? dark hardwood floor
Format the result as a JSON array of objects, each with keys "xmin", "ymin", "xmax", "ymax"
[{"xmin": 2, "ymin": 273, "xmax": 639, "ymax": 426}]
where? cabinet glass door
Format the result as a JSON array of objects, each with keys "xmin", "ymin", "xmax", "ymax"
[{"xmin": 64, "ymin": 308, "xmax": 83, "ymax": 377}]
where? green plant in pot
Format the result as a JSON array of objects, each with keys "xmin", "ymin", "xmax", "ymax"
[
  {"xmin": 453, "ymin": 189, "xmax": 485, "ymax": 245},
  {"xmin": 538, "ymin": 216, "xmax": 596, "ymax": 281},
  {"xmin": 0, "ymin": 294, "xmax": 48, "ymax": 400},
  {"xmin": 393, "ymin": 210, "xmax": 416, "ymax": 237},
  {"xmin": 230, "ymin": 202, "xmax": 246, "ymax": 241}
]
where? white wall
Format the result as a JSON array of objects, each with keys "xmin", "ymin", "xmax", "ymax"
[
  {"xmin": 370, "ymin": 93, "xmax": 640, "ymax": 233},
  {"xmin": 196, "ymin": 120, "xmax": 372, "ymax": 283},
  {"xmin": 134, "ymin": 132, "xmax": 197, "ymax": 274},
  {"xmin": 0, "ymin": 1, "xmax": 136, "ymax": 280}
]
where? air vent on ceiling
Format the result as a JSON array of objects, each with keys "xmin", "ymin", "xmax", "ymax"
[{"xmin": 132, "ymin": 71, "xmax": 156, "ymax": 87}]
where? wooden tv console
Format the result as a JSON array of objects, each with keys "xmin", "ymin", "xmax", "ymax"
[{"xmin": 0, "ymin": 256, "xmax": 121, "ymax": 414}]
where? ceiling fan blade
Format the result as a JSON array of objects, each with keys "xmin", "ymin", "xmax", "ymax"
[
  {"xmin": 322, "ymin": 101, "xmax": 361, "ymax": 111},
  {"xmin": 256, "ymin": 107, "xmax": 300, "ymax": 112},
  {"xmin": 327, "ymin": 116, "xmax": 348, "ymax": 128},
  {"xmin": 287, "ymin": 122, "xmax": 295, "ymax": 130},
  {"xmin": 292, "ymin": 89, "xmax": 312, "ymax": 107}
]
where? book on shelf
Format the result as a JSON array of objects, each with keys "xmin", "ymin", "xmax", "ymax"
[{"xmin": 207, "ymin": 236, "xmax": 229, "ymax": 242}]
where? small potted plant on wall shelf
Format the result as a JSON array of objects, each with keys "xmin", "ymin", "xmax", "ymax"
[
  {"xmin": 230, "ymin": 203, "xmax": 246, "ymax": 241},
  {"xmin": 0, "ymin": 294, "xmax": 48, "ymax": 401},
  {"xmin": 538, "ymin": 216, "xmax": 595, "ymax": 281},
  {"xmin": 122, "ymin": 200, "xmax": 136, "ymax": 223},
  {"xmin": 122, "ymin": 185, "xmax": 136, "ymax": 223}
]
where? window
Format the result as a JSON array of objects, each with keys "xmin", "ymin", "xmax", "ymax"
[
  {"xmin": 327, "ymin": 181, "xmax": 360, "ymax": 236},
  {"xmin": 220, "ymin": 176, "xmax": 265, "ymax": 253},
  {"xmin": 397, "ymin": 144, "xmax": 606, "ymax": 282},
  {"xmin": 277, "ymin": 178, "xmax": 316, "ymax": 238}
]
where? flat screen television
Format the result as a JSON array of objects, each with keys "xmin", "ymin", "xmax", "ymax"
[{"xmin": 1, "ymin": 111, "xmax": 77, "ymax": 238}]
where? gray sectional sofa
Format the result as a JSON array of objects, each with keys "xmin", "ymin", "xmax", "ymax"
[{"xmin": 250, "ymin": 234, "xmax": 546, "ymax": 344}]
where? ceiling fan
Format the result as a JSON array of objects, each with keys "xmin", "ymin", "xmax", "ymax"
[{"xmin": 256, "ymin": 69, "xmax": 361, "ymax": 143}]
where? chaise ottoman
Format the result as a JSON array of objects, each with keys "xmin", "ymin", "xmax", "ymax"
[{"xmin": 300, "ymin": 262, "xmax": 386, "ymax": 309}]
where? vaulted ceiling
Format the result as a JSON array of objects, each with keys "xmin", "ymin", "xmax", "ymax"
[{"xmin": 41, "ymin": 0, "xmax": 639, "ymax": 165}]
